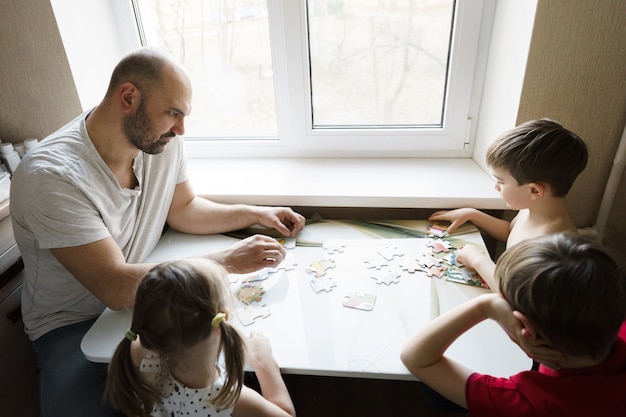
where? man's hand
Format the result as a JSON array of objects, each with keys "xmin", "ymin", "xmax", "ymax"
[
  {"xmin": 215, "ymin": 234, "xmax": 287, "ymax": 274},
  {"xmin": 255, "ymin": 207, "xmax": 306, "ymax": 237}
]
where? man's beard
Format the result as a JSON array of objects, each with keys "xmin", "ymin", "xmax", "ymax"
[{"xmin": 123, "ymin": 97, "xmax": 175, "ymax": 155}]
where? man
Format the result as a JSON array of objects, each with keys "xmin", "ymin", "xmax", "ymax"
[{"xmin": 10, "ymin": 47, "xmax": 305, "ymax": 417}]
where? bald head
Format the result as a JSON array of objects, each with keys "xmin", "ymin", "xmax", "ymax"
[{"xmin": 106, "ymin": 47, "xmax": 189, "ymax": 99}]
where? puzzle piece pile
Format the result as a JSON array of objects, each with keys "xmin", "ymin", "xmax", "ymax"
[
  {"xmin": 230, "ymin": 250, "xmax": 298, "ymax": 326},
  {"xmin": 305, "ymin": 258, "xmax": 337, "ymax": 293},
  {"xmin": 324, "ymin": 234, "xmax": 488, "ymax": 289}
]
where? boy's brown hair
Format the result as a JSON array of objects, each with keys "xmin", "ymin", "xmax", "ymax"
[
  {"xmin": 486, "ymin": 119, "xmax": 588, "ymax": 197},
  {"xmin": 496, "ymin": 233, "xmax": 626, "ymax": 360}
]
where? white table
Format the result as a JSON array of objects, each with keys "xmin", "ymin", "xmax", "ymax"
[{"xmin": 81, "ymin": 220, "xmax": 530, "ymax": 380}]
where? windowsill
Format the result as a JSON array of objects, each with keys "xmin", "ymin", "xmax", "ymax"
[{"xmin": 187, "ymin": 157, "xmax": 508, "ymax": 210}]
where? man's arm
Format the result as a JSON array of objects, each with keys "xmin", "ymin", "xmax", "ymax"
[
  {"xmin": 50, "ymin": 233, "xmax": 293, "ymax": 311},
  {"xmin": 51, "ymin": 237, "xmax": 155, "ymax": 310},
  {"xmin": 400, "ymin": 293, "xmax": 511, "ymax": 409},
  {"xmin": 166, "ymin": 181, "xmax": 305, "ymax": 236}
]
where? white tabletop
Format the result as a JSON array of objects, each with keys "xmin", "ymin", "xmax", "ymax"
[{"xmin": 81, "ymin": 220, "xmax": 530, "ymax": 380}]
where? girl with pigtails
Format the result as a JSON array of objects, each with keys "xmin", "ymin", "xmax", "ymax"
[{"xmin": 105, "ymin": 259, "xmax": 296, "ymax": 417}]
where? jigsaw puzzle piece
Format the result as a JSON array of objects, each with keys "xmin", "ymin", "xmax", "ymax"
[
  {"xmin": 342, "ymin": 293, "xmax": 376, "ymax": 311},
  {"xmin": 425, "ymin": 264, "xmax": 448, "ymax": 278},
  {"xmin": 427, "ymin": 222, "xmax": 450, "ymax": 238},
  {"xmin": 236, "ymin": 305, "xmax": 271, "ymax": 326},
  {"xmin": 306, "ymin": 259, "xmax": 336, "ymax": 277},
  {"xmin": 426, "ymin": 238, "xmax": 452, "ymax": 253},
  {"xmin": 370, "ymin": 270, "xmax": 402, "ymax": 285},
  {"xmin": 268, "ymin": 253, "xmax": 297, "ymax": 273},
  {"xmin": 277, "ymin": 237, "xmax": 296, "ymax": 249},
  {"xmin": 363, "ymin": 254, "xmax": 389, "ymax": 270},
  {"xmin": 236, "ymin": 283, "xmax": 265, "ymax": 304},
  {"xmin": 310, "ymin": 276, "xmax": 337, "ymax": 293},
  {"xmin": 442, "ymin": 251, "xmax": 463, "ymax": 267},
  {"xmin": 445, "ymin": 267, "xmax": 489, "ymax": 289}
]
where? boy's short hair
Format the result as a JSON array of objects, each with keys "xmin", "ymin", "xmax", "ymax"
[
  {"xmin": 486, "ymin": 119, "xmax": 588, "ymax": 197},
  {"xmin": 496, "ymin": 233, "xmax": 626, "ymax": 360}
]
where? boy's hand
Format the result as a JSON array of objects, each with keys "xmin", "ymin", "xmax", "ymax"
[
  {"xmin": 455, "ymin": 244, "xmax": 488, "ymax": 270},
  {"xmin": 511, "ymin": 311, "xmax": 566, "ymax": 369},
  {"xmin": 429, "ymin": 208, "xmax": 477, "ymax": 234},
  {"xmin": 485, "ymin": 295, "xmax": 566, "ymax": 369}
]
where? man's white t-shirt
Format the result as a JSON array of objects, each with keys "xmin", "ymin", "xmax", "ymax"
[{"xmin": 10, "ymin": 110, "xmax": 189, "ymax": 340}]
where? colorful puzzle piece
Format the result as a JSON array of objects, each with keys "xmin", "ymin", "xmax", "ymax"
[
  {"xmin": 306, "ymin": 259, "xmax": 336, "ymax": 277},
  {"xmin": 416, "ymin": 251, "xmax": 440, "ymax": 269},
  {"xmin": 442, "ymin": 251, "xmax": 463, "ymax": 267},
  {"xmin": 310, "ymin": 276, "xmax": 337, "ymax": 293},
  {"xmin": 425, "ymin": 264, "xmax": 448, "ymax": 278},
  {"xmin": 235, "ymin": 305, "xmax": 271, "ymax": 326},
  {"xmin": 277, "ymin": 237, "xmax": 296, "ymax": 249},
  {"xmin": 236, "ymin": 283, "xmax": 265, "ymax": 304},
  {"xmin": 446, "ymin": 268, "xmax": 489, "ymax": 289},
  {"xmin": 426, "ymin": 238, "xmax": 452, "ymax": 253},
  {"xmin": 343, "ymin": 293, "xmax": 376, "ymax": 311},
  {"xmin": 370, "ymin": 270, "xmax": 402, "ymax": 285},
  {"xmin": 427, "ymin": 222, "xmax": 450, "ymax": 238}
]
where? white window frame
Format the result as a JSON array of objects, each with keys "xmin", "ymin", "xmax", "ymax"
[{"xmin": 133, "ymin": 0, "xmax": 494, "ymax": 158}]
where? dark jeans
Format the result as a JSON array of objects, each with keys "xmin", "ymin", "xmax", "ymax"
[{"xmin": 32, "ymin": 318, "xmax": 124, "ymax": 417}]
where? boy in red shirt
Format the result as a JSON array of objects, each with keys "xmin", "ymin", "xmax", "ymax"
[{"xmin": 401, "ymin": 233, "xmax": 626, "ymax": 416}]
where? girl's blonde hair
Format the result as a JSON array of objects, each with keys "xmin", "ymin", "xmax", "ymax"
[{"xmin": 105, "ymin": 260, "xmax": 245, "ymax": 417}]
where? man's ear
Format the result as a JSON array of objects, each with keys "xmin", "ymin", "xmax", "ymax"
[
  {"xmin": 118, "ymin": 82, "xmax": 140, "ymax": 113},
  {"xmin": 527, "ymin": 181, "xmax": 546, "ymax": 200},
  {"xmin": 512, "ymin": 311, "xmax": 539, "ymax": 339}
]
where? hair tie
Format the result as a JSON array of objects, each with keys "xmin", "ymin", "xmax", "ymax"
[
  {"xmin": 125, "ymin": 329, "xmax": 137, "ymax": 341},
  {"xmin": 211, "ymin": 312, "xmax": 226, "ymax": 327}
]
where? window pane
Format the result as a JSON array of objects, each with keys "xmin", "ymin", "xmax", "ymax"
[
  {"xmin": 307, "ymin": 0, "xmax": 454, "ymax": 127},
  {"xmin": 138, "ymin": 0, "xmax": 277, "ymax": 138}
]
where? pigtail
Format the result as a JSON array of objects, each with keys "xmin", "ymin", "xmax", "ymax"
[
  {"xmin": 105, "ymin": 337, "xmax": 161, "ymax": 417},
  {"xmin": 211, "ymin": 320, "xmax": 246, "ymax": 410}
]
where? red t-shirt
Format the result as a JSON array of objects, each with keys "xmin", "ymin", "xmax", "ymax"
[{"xmin": 466, "ymin": 321, "xmax": 626, "ymax": 416}]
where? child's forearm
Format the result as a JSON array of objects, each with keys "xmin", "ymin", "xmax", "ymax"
[
  {"xmin": 471, "ymin": 256, "xmax": 497, "ymax": 290},
  {"xmin": 400, "ymin": 293, "xmax": 512, "ymax": 409},
  {"xmin": 466, "ymin": 210, "xmax": 511, "ymax": 243},
  {"xmin": 401, "ymin": 294, "xmax": 497, "ymax": 371},
  {"xmin": 254, "ymin": 357, "xmax": 296, "ymax": 417}
]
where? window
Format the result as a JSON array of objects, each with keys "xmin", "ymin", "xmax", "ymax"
[{"xmin": 134, "ymin": 0, "xmax": 493, "ymax": 157}]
